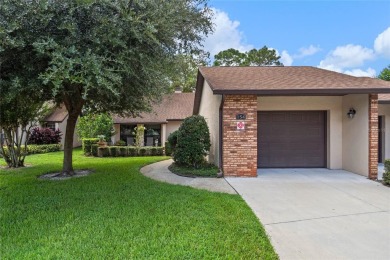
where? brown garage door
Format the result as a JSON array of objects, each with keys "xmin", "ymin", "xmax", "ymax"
[{"xmin": 258, "ymin": 111, "xmax": 326, "ymax": 168}]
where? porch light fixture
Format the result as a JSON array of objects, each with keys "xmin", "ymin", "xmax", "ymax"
[{"xmin": 347, "ymin": 108, "xmax": 356, "ymax": 119}]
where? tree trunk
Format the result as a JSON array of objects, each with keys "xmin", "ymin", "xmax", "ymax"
[
  {"xmin": 61, "ymin": 114, "xmax": 78, "ymax": 176},
  {"xmin": 61, "ymin": 85, "xmax": 84, "ymax": 176}
]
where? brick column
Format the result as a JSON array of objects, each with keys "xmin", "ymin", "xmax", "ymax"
[
  {"xmin": 368, "ymin": 94, "xmax": 378, "ymax": 180},
  {"xmin": 222, "ymin": 95, "xmax": 257, "ymax": 177}
]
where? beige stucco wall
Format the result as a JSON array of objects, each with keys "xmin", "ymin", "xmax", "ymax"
[
  {"xmin": 378, "ymin": 104, "xmax": 390, "ymax": 160},
  {"xmin": 166, "ymin": 121, "xmax": 182, "ymax": 140},
  {"xmin": 342, "ymin": 94, "xmax": 369, "ymax": 176},
  {"xmin": 198, "ymin": 81, "xmax": 222, "ymax": 166},
  {"xmin": 58, "ymin": 116, "xmax": 81, "ymax": 149},
  {"xmin": 257, "ymin": 96, "xmax": 343, "ymax": 169}
]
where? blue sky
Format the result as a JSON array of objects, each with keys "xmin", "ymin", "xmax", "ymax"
[{"xmin": 202, "ymin": 0, "xmax": 390, "ymax": 77}]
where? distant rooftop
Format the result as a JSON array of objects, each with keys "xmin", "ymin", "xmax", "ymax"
[
  {"xmin": 43, "ymin": 105, "xmax": 68, "ymax": 122},
  {"xmin": 113, "ymin": 92, "xmax": 195, "ymax": 124}
]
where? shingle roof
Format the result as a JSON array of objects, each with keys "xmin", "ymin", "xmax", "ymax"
[
  {"xmin": 113, "ymin": 93, "xmax": 194, "ymax": 124},
  {"xmin": 43, "ymin": 105, "xmax": 68, "ymax": 122},
  {"xmin": 198, "ymin": 66, "xmax": 390, "ymax": 94},
  {"xmin": 379, "ymin": 94, "xmax": 390, "ymax": 103}
]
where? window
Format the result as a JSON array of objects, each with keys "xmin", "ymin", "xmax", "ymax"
[{"xmin": 43, "ymin": 122, "xmax": 56, "ymax": 131}]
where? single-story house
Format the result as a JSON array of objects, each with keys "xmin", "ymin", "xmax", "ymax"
[
  {"xmin": 112, "ymin": 92, "xmax": 194, "ymax": 146},
  {"xmin": 41, "ymin": 105, "xmax": 82, "ymax": 148},
  {"xmin": 193, "ymin": 66, "xmax": 390, "ymax": 179},
  {"xmin": 41, "ymin": 92, "xmax": 194, "ymax": 148}
]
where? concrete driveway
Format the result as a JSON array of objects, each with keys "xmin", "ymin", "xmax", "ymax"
[{"xmin": 226, "ymin": 169, "xmax": 390, "ymax": 260}]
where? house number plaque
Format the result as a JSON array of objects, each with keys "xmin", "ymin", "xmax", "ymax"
[{"xmin": 236, "ymin": 114, "xmax": 246, "ymax": 120}]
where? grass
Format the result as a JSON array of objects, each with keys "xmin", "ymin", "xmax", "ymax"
[
  {"xmin": 168, "ymin": 162, "xmax": 220, "ymax": 177},
  {"xmin": 0, "ymin": 149, "xmax": 277, "ymax": 259}
]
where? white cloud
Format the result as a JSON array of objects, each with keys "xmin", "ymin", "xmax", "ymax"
[
  {"xmin": 344, "ymin": 68, "xmax": 376, "ymax": 78},
  {"xmin": 318, "ymin": 44, "xmax": 375, "ymax": 72},
  {"xmin": 202, "ymin": 8, "xmax": 253, "ymax": 57},
  {"xmin": 294, "ymin": 45, "xmax": 321, "ymax": 58},
  {"xmin": 280, "ymin": 50, "xmax": 293, "ymax": 66},
  {"xmin": 374, "ymin": 27, "xmax": 390, "ymax": 57}
]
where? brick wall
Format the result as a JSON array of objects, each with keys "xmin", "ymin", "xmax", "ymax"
[
  {"xmin": 222, "ymin": 95, "xmax": 257, "ymax": 177},
  {"xmin": 368, "ymin": 94, "xmax": 378, "ymax": 180}
]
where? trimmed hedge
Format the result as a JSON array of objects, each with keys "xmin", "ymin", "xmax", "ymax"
[
  {"xmin": 1, "ymin": 144, "xmax": 61, "ymax": 157},
  {"xmin": 95, "ymin": 146, "xmax": 164, "ymax": 157},
  {"xmin": 91, "ymin": 144, "xmax": 98, "ymax": 157},
  {"xmin": 82, "ymin": 138, "xmax": 99, "ymax": 156},
  {"xmin": 119, "ymin": 147, "xmax": 128, "ymax": 156},
  {"xmin": 384, "ymin": 160, "xmax": 390, "ymax": 185},
  {"xmin": 27, "ymin": 144, "xmax": 61, "ymax": 154}
]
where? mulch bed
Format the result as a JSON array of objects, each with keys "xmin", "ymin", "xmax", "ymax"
[{"xmin": 39, "ymin": 169, "xmax": 94, "ymax": 180}]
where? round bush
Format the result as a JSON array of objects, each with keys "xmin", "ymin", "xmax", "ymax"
[{"xmin": 174, "ymin": 115, "xmax": 210, "ymax": 168}]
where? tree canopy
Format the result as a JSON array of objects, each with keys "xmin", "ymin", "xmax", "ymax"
[
  {"xmin": 378, "ymin": 65, "xmax": 390, "ymax": 81},
  {"xmin": 170, "ymin": 53, "xmax": 209, "ymax": 92},
  {"xmin": 213, "ymin": 46, "xmax": 283, "ymax": 66},
  {"xmin": 76, "ymin": 113, "xmax": 114, "ymax": 141},
  {"xmin": 1, "ymin": 0, "xmax": 213, "ymax": 175}
]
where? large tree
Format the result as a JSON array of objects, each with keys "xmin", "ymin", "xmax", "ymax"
[
  {"xmin": 1, "ymin": 0, "xmax": 213, "ymax": 175},
  {"xmin": 170, "ymin": 52, "xmax": 209, "ymax": 92},
  {"xmin": 213, "ymin": 46, "xmax": 283, "ymax": 66},
  {"xmin": 378, "ymin": 65, "xmax": 390, "ymax": 81},
  {"xmin": 0, "ymin": 3, "xmax": 51, "ymax": 167}
]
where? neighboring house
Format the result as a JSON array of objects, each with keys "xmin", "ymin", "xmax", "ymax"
[
  {"xmin": 42, "ymin": 93, "xmax": 194, "ymax": 148},
  {"xmin": 41, "ymin": 105, "xmax": 82, "ymax": 148},
  {"xmin": 112, "ymin": 92, "xmax": 194, "ymax": 146},
  {"xmin": 193, "ymin": 66, "xmax": 390, "ymax": 179}
]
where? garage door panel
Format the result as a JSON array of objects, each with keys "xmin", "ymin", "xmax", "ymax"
[{"xmin": 258, "ymin": 111, "xmax": 326, "ymax": 168}]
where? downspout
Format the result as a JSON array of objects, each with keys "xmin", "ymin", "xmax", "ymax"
[{"xmin": 219, "ymin": 95, "xmax": 225, "ymax": 176}]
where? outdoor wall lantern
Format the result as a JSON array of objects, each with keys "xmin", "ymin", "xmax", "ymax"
[{"xmin": 347, "ymin": 108, "xmax": 356, "ymax": 119}]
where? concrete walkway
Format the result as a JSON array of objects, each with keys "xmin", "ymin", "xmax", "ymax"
[
  {"xmin": 226, "ymin": 169, "xmax": 390, "ymax": 260},
  {"xmin": 140, "ymin": 159, "xmax": 236, "ymax": 194}
]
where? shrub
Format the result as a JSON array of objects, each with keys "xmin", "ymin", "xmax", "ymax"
[
  {"xmin": 167, "ymin": 130, "xmax": 179, "ymax": 155},
  {"xmin": 151, "ymin": 147, "xmax": 158, "ymax": 156},
  {"xmin": 27, "ymin": 144, "xmax": 62, "ymax": 154},
  {"xmin": 384, "ymin": 160, "xmax": 390, "ymax": 185},
  {"xmin": 98, "ymin": 147, "xmax": 110, "ymax": 157},
  {"xmin": 0, "ymin": 144, "xmax": 61, "ymax": 157},
  {"xmin": 91, "ymin": 145, "xmax": 98, "ymax": 157},
  {"xmin": 115, "ymin": 140, "xmax": 126, "ymax": 146},
  {"xmin": 174, "ymin": 115, "xmax": 210, "ymax": 168},
  {"xmin": 82, "ymin": 138, "xmax": 99, "ymax": 156},
  {"xmin": 83, "ymin": 146, "xmax": 164, "ymax": 157},
  {"xmin": 127, "ymin": 146, "xmax": 137, "ymax": 156},
  {"xmin": 149, "ymin": 147, "xmax": 164, "ymax": 156},
  {"xmin": 76, "ymin": 113, "xmax": 114, "ymax": 141},
  {"xmin": 119, "ymin": 147, "xmax": 128, "ymax": 156},
  {"xmin": 165, "ymin": 142, "xmax": 172, "ymax": 156},
  {"xmin": 109, "ymin": 146, "xmax": 117, "ymax": 157},
  {"xmin": 29, "ymin": 127, "xmax": 62, "ymax": 145},
  {"xmin": 139, "ymin": 147, "xmax": 147, "ymax": 156}
]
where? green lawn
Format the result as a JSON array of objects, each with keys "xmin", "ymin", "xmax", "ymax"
[{"xmin": 0, "ymin": 149, "xmax": 277, "ymax": 259}]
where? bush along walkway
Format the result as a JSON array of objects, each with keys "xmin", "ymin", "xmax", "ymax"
[{"xmin": 141, "ymin": 159, "xmax": 236, "ymax": 194}]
